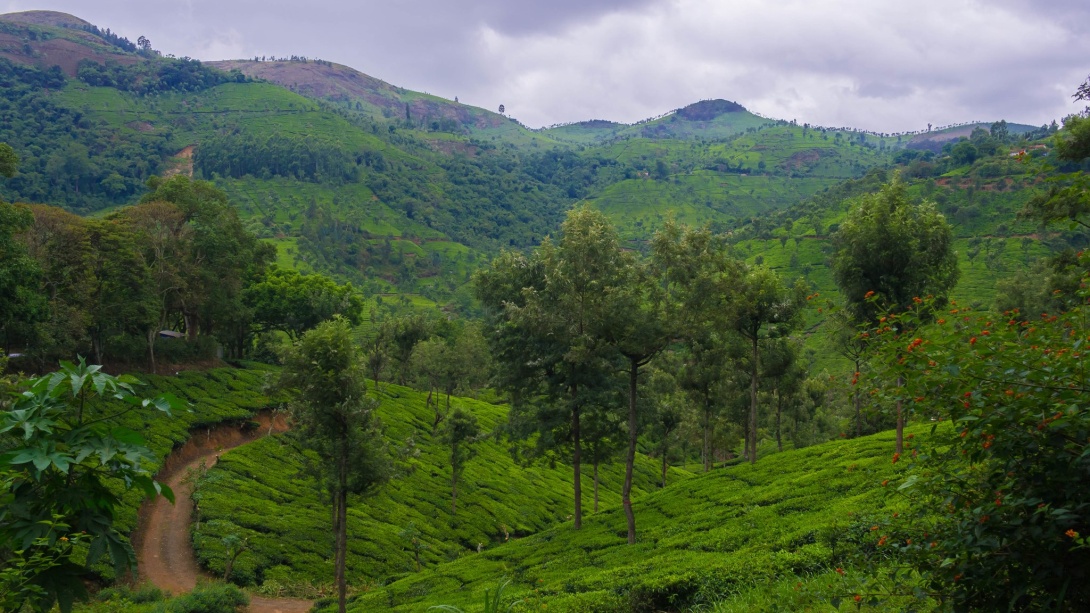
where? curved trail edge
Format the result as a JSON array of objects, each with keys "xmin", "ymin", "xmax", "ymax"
[{"xmin": 131, "ymin": 411, "xmax": 313, "ymax": 613}]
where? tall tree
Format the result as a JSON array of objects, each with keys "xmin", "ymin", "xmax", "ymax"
[
  {"xmin": 273, "ymin": 317, "xmax": 391, "ymax": 613},
  {"xmin": 761, "ymin": 337, "xmax": 806, "ymax": 452},
  {"xmin": 244, "ymin": 268, "xmax": 364, "ymax": 340},
  {"xmin": 831, "ymin": 175, "xmax": 958, "ymax": 453},
  {"xmin": 475, "ymin": 206, "xmax": 623, "ymax": 530},
  {"xmin": 650, "ymin": 222, "xmax": 738, "ymax": 471},
  {"xmin": 442, "ymin": 408, "xmax": 482, "ymax": 515},
  {"xmin": 0, "ymin": 145, "xmax": 43, "ymax": 356},
  {"xmin": 730, "ymin": 265, "xmax": 806, "ymax": 464},
  {"xmin": 605, "ymin": 250, "xmax": 671, "ymax": 544}
]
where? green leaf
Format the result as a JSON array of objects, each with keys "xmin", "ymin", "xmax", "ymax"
[
  {"xmin": 110, "ymin": 427, "xmax": 146, "ymax": 447},
  {"xmin": 86, "ymin": 535, "xmax": 106, "ymax": 567},
  {"xmin": 158, "ymin": 481, "xmax": 175, "ymax": 505}
]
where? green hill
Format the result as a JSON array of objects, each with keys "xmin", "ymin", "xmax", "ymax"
[
  {"xmin": 207, "ymin": 59, "xmax": 561, "ymax": 148},
  {"xmin": 337, "ymin": 426, "xmax": 922, "ymax": 612},
  {"xmin": 191, "ymin": 382, "xmax": 686, "ymax": 592}
]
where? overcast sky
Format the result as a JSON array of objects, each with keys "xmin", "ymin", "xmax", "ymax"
[{"xmin": 4, "ymin": 0, "xmax": 1088, "ymax": 131}]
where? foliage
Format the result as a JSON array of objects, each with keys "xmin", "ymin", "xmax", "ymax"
[
  {"xmin": 153, "ymin": 583, "xmax": 249, "ymax": 613},
  {"xmin": 428, "ymin": 578, "xmax": 521, "ymax": 613},
  {"xmin": 831, "ymin": 174, "xmax": 959, "ymax": 324},
  {"xmin": 0, "ymin": 60, "xmax": 172, "ymax": 211},
  {"xmin": 0, "ymin": 143, "xmax": 16, "ymax": 179},
  {"xmin": 273, "ymin": 317, "xmax": 392, "ymax": 612},
  {"xmin": 244, "ymin": 268, "xmax": 364, "ymax": 339},
  {"xmin": 443, "ymin": 407, "xmax": 483, "ymax": 514},
  {"xmin": 191, "ymin": 380, "xmax": 675, "ymax": 591},
  {"xmin": 342, "ymin": 427, "xmax": 913, "ymax": 612},
  {"xmin": 0, "ymin": 196, "xmax": 42, "ymax": 356},
  {"xmin": 0, "ymin": 359, "xmax": 182, "ymax": 612},
  {"xmin": 863, "ymin": 261, "xmax": 1090, "ymax": 610},
  {"xmin": 76, "ymin": 58, "xmax": 243, "ymax": 96}
]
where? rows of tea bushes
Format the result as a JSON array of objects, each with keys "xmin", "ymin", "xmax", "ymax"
[
  {"xmin": 335, "ymin": 426, "xmax": 928, "ymax": 612},
  {"xmin": 192, "ymin": 382, "xmax": 688, "ymax": 593},
  {"xmin": 102, "ymin": 365, "xmax": 280, "ymax": 536}
]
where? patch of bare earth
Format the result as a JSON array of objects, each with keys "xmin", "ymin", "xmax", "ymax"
[
  {"xmin": 131, "ymin": 411, "xmax": 312, "ymax": 613},
  {"xmin": 162, "ymin": 145, "xmax": 195, "ymax": 178}
]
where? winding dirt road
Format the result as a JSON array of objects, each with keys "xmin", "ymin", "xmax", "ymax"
[{"xmin": 131, "ymin": 413, "xmax": 313, "ymax": 613}]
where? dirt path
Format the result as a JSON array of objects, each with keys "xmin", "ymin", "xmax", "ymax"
[{"xmin": 131, "ymin": 412, "xmax": 313, "ymax": 613}]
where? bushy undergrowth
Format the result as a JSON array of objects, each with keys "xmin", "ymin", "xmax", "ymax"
[
  {"xmin": 337, "ymin": 426, "xmax": 925, "ymax": 612},
  {"xmin": 77, "ymin": 583, "xmax": 248, "ymax": 613},
  {"xmin": 193, "ymin": 382, "xmax": 686, "ymax": 592}
]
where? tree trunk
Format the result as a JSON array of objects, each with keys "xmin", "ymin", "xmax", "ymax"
[
  {"xmin": 593, "ymin": 456, "xmax": 599, "ymax": 513},
  {"xmin": 895, "ymin": 375, "xmax": 905, "ymax": 455},
  {"xmin": 335, "ymin": 443, "xmax": 348, "ymax": 613},
  {"xmin": 661, "ymin": 445, "xmax": 668, "ymax": 488},
  {"xmin": 147, "ymin": 328, "xmax": 157, "ymax": 374},
  {"xmin": 451, "ymin": 471, "xmax": 458, "ymax": 515},
  {"xmin": 572, "ymin": 396, "xmax": 582, "ymax": 530},
  {"xmin": 703, "ymin": 392, "xmax": 712, "ymax": 472},
  {"xmin": 854, "ymin": 357, "xmax": 862, "ymax": 437},
  {"xmin": 451, "ymin": 443, "xmax": 459, "ymax": 515},
  {"xmin": 775, "ymin": 385, "xmax": 783, "ymax": 453},
  {"xmin": 623, "ymin": 358, "xmax": 638, "ymax": 545},
  {"xmin": 749, "ymin": 335, "xmax": 759, "ymax": 464}
]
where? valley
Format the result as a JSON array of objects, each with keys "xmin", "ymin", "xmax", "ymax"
[{"xmin": 0, "ymin": 8, "xmax": 1088, "ymax": 613}]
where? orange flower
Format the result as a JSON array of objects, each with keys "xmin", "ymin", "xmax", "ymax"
[
  {"xmin": 864, "ymin": 290, "xmax": 875, "ymax": 299},
  {"xmin": 836, "ymin": 567, "xmax": 845, "ymax": 575},
  {"xmin": 854, "ymin": 594, "xmax": 862, "ymax": 603},
  {"xmin": 1067, "ymin": 529, "xmax": 1080, "ymax": 539}
]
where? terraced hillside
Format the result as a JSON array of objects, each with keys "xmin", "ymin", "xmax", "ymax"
[
  {"xmin": 191, "ymin": 382, "xmax": 686, "ymax": 593},
  {"xmin": 336, "ymin": 426, "xmax": 925, "ymax": 612}
]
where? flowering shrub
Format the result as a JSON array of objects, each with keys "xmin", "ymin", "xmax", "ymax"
[{"xmin": 864, "ymin": 252, "xmax": 1090, "ymax": 611}]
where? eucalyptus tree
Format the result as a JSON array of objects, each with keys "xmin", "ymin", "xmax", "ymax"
[
  {"xmin": 730, "ymin": 265, "xmax": 807, "ymax": 464},
  {"xmin": 475, "ymin": 205, "xmax": 624, "ymax": 530},
  {"xmin": 443, "ymin": 408, "xmax": 482, "ymax": 515},
  {"xmin": 831, "ymin": 175, "xmax": 958, "ymax": 453},
  {"xmin": 273, "ymin": 317, "xmax": 391, "ymax": 613},
  {"xmin": 649, "ymin": 222, "xmax": 739, "ymax": 472}
]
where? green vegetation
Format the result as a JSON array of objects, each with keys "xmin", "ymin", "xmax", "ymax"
[
  {"xmin": 4, "ymin": 16, "xmax": 1090, "ymax": 612},
  {"xmin": 273, "ymin": 318, "xmax": 393, "ymax": 612},
  {"xmin": 340, "ymin": 426, "xmax": 915, "ymax": 612},
  {"xmin": 190, "ymin": 381, "xmax": 680, "ymax": 593}
]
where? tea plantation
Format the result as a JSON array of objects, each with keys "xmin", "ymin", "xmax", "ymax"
[
  {"xmin": 190, "ymin": 382, "xmax": 686, "ymax": 593},
  {"xmin": 336, "ymin": 426, "xmax": 928, "ymax": 612}
]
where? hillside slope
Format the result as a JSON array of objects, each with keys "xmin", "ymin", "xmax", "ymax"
[
  {"xmin": 192, "ymin": 382, "xmax": 687, "ymax": 593},
  {"xmin": 338, "ymin": 426, "xmax": 922, "ymax": 612}
]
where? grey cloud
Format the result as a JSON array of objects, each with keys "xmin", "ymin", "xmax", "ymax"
[{"xmin": 3, "ymin": 1, "xmax": 1088, "ymax": 131}]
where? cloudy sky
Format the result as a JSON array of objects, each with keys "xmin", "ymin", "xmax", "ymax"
[{"xmin": 4, "ymin": 0, "xmax": 1088, "ymax": 131}]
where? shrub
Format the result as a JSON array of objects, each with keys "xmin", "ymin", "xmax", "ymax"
[{"xmin": 153, "ymin": 583, "xmax": 249, "ymax": 613}]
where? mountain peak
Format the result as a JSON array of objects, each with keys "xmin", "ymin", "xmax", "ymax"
[
  {"xmin": 0, "ymin": 10, "xmax": 92, "ymax": 29},
  {"xmin": 676, "ymin": 99, "xmax": 747, "ymax": 121}
]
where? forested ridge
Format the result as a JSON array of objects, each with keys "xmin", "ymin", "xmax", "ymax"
[{"xmin": 2, "ymin": 9, "xmax": 1090, "ymax": 613}]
